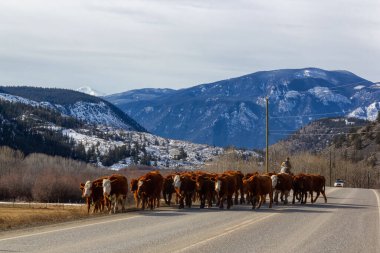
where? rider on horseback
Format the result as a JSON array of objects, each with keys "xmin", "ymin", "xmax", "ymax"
[{"xmin": 280, "ymin": 157, "xmax": 292, "ymax": 174}]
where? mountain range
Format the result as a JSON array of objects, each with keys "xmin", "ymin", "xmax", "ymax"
[
  {"xmin": 0, "ymin": 87, "xmax": 249, "ymax": 169},
  {"xmin": 0, "ymin": 86, "xmax": 145, "ymax": 132},
  {"xmin": 105, "ymin": 68, "xmax": 380, "ymax": 148}
]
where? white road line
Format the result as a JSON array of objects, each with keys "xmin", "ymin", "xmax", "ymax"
[
  {"xmin": 0, "ymin": 215, "xmax": 138, "ymax": 242},
  {"xmin": 173, "ymin": 213, "xmax": 278, "ymax": 253},
  {"xmin": 371, "ymin": 189, "xmax": 380, "ymax": 250}
]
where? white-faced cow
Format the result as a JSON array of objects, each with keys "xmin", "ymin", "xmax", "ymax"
[
  {"xmin": 103, "ymin": 174, "xmax": 128, "ymax": 214},
  {"xmin": 80, "ymin": 177, "xmax": 106, "ymax": 214}
]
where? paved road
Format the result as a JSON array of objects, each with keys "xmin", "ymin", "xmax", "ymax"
[{"xmin": 1, "ymin": 187, "xmax": 379, "ymax": 253}]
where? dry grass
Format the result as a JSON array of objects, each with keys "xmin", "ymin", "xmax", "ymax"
[
  {"xmin": 0, "ymin": 203, "xmax": 90, "ymax": 231},
  {"xmin": 0, "ymin": 195, "xmax": 142, "ymax": 231}
]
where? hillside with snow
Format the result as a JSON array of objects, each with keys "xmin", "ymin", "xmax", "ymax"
[
  {"xmin": 0, "ymin": 88, "xmax": 257, "ymax": 169},
  {"xmin": 0, "ymin": 86, "xmax": 145, "ymax": 132},
  {"xmin": 106, "ymin": 68, "xmax": 379, "ymax": 148}
]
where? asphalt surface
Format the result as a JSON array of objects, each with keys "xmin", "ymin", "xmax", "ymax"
[{"xmin": 1, "ymin": 187, "xmax": 379, "ymax": 253}]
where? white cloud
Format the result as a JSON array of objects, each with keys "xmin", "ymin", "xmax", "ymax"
[{"xmin": 0, "ymin": 0, "xmax": 379, "ymax": 94}]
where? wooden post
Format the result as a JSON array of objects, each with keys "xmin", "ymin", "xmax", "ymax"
[{"xmin": 266, "ymin": 97, "xmax": 269, "ymax": 173}]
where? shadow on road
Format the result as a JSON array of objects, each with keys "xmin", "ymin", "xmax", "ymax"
[{"xmin": 133, "ymin": 199, "xmax": 373, "ymax": 216}]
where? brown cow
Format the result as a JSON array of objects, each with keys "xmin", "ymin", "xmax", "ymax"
[
  {"xmin": 163, "ymin": 174, "xmax": 176, "ymax": 206},
  {"xmin": 214, "ymin": 174, "xmax": 237, "ymax": 209},
  {"xmin": 103, "ymin": 174, "xmax": 128, "ymax": 214},
  {"xmin": 130, "ymin": 178, "xmax": 140, "ymax": 208},
  {"xmin": 80, "ymin": 177, "xmax": 106, "ymax": 214},
  {"xmin": 137, "ymin": 171, "xmax": 163, "ymax": 210},
  {"xmin": 271, "ymin": 173, "xmax": 293, "ymax": 205},
  {"xmin": 245, "ymin": 175, "xmax": 273, "ymax": 209},
  {"xmin": 224, "ymin": 170, "xmax": 245, "ymax": 204},
  {"xmin": 195, "ymin": 173, "xmax": 215, "ymax": 208},
  {"xmin": 173, "ymin": 173, "xmax": 196, "ymax": 209},
  {"xmin": 292, "ymin": 173, "xmax": 313, "ymax": 204},
  {"xmin": 309, "ymin": 174, "xmax": 327, "ymax": 203}
]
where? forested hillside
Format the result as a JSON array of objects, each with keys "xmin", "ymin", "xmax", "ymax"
[
  {"xmin": 267, "ymin": 113, "xmax": 380, "ymax": 188},
  {"xmin": 0, "ymin": 100, "xmax": 88, "ymax": 159}
]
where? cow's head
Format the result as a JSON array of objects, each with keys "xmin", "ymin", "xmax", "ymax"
[
  {"xmin": 82, "ymin": 181, "xmax": 92, "ymax": 198},
  {"xmin": 103, "ymin": 179, "xmax": 111, "ymax": 197},
  {"xmin": 195, "ymin": 176, "xmax": 204, "ymax": 191},
  {"xmin": 130, "ymin": 179, "xmax": 138, "ymax": 192},
  {"xmin": 215, "ymin": 179, "xmax": 222, "ymax": 193},
  {"xmin": 271, "ymin": 175, "xmax": 278, "ymax": 189},
  {"xmin": 173, "ymin": 175, "xmax": 181, "ymax": 189},
  {"xmin": 137, "ymin": 179, "xmax": 150, "ymax": 197}
]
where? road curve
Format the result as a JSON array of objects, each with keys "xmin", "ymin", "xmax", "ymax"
[{"xmin": 0, "ymin": 187, "xmax": 379, "ymax": 253}]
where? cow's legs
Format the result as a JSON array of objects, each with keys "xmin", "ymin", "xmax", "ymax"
[
  {"xmin": 302, "ymin": 192, "xmax": 307, "ymax": 204},
  {"xmin": 227, "ymin": 194, "xmax": 233, "ymax": 209},
  {"xmin": 312, "ymin": 191, "xmax": 320, "ymax": 203},
  {"xmin": 257, "ymin": 195, "xmax": 264, "ymax": 209},
  {"xmin": 218, "ymin": 196, "xmax": 224, "ymax": 209},
  {"xmin": 274, "ymin": 190, "xmax": 279, "ymax": 204},
  {"xmin": 283, "ymin": 191, "xmax": 289, "ymax": 205},
  {"xmin": 234, "ymin": 191, "xmax": 239, "ymax": 205},
  {"xmin": 268, "ymin": 191, "xmax": 273, "ymax": 208},
  {"xmin": 322, "ymin": 190, "xmax": 327, "ymax": 203}
]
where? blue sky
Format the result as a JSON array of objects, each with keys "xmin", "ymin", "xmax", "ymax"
[{"xmin": 0, "ymin": 0, "xmax": 379, "ymax": 94}]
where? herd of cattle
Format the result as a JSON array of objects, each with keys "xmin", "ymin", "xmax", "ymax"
[{"xmin": 79, "ymin": 170, "xmax": 327, "ymax": 214}]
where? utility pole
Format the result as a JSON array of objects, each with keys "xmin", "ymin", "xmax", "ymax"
[
  {"xmin": 367, "ymin": 170, "xmax": 370, "ymax": 189},
  {"xmin": 329, "ymin": 147, "xmax": 332, "ymax": 186},
  {"xmin": 266, "ymin": 97, "xmax": 269, "ymax": 173}
]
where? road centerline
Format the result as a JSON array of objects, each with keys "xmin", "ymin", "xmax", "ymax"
[{"xmin": 173, "ymin": 213, "xmax": 278, "ymax": 253}]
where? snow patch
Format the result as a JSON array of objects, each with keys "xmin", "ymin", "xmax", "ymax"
[
  {"xmin": 77, "ymin": 86, "xmax": 106, "ymax": 96},
  {"xmin": 308, "ymin": 87, "xmax": 350, "ymax": 105},
  {"xmin": 354, "ymin": 85, "xmax": 365, "ymax": 90},
  {"xmin": 144, "ymin": 106, "xmax": 154, "ymax": 113},
  {"xmin": 347, "ymin": 102, "xmax": 380, "ymax": 121}
]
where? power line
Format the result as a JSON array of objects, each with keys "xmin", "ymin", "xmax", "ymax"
[
  {"xmin": 269, "ymin": 111, "xmax": 345, "ymax": 119},
  {"xmin": 270, "ymin": 130, "xmax": 380, "ymax": 136},
  {"xmin": 327, "ymin": 80, "xmax": 372, "ymax": 90},
  {"xmin": 270, "ymin": 125, "xmax": 367, "ymax": 132}
]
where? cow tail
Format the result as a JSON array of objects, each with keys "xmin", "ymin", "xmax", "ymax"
[{"xmin": 323, "ymin": 179, "xmax": 326, "ymax": 192}]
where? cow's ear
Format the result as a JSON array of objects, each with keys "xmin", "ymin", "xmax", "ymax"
[{"xmin": 80, "ymin": 183, "xmax": 84, "ymax": 190}]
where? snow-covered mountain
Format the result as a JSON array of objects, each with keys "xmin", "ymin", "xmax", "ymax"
[
  {"xmin": 77, "ymin": 86, "xmax": 106, "ymax": 97},
  {"xmin": 0, "ymin": 88, "xmax": 258, "ymax": 169},
  {"xmin": 105, "ymin": 68, "xmax": 379, "ymax": 148},
  {"xmin": 0, "ymin": 86, "xmax": 145, "ymax": 132},
  {"xmin": 63, "ymin": 126, "xmax": 257, "ymax": 170}
]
